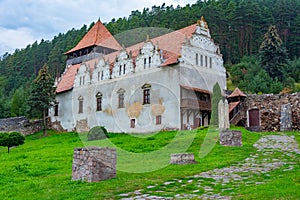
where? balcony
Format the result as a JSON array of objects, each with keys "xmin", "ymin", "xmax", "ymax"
[{"xmin": 181, "ymin": 98, "xmax": 211, "ymax": 111}]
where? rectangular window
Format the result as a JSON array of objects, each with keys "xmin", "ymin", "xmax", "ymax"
[
  {"xmin": 196, "ymin": 54, "xmax": 199, "ymax": 65},
  {"xmin": 149, "ymin": 57, "xmax": 151, "ymax": 67},
  {"xmin": 205, "ymin": 56, "xmax": 208, "ymax": 67},
  {"xmin": 143, "ymin": 89, "xmax": 150, "ymax": 104},
  {"xmin": 119, "ymin": 65, "xmax": 122, "ymax": 76},
  {"xmin": 79, "ymin": 100, "xmax": 83, "ymax": 113},
  {"xmin": 130, "ymin": 119, "xmax": 135, "ymax": 128},
  {"xmin": 101, "ymin": 71, "xmax": 104, "ymax": 80},
  {"xmin": 123, "ymin": 64, "xmax": 126, "ymax": 74},
  {"xmin": 54, "ymin": 104, "xmax": 58, "ymax": 116},
  {"xmin": 210, "ymin": 57, "xmax": 212, "ymax": 68},
  {"xmin": 200, "ymin": 55, "xmax": 203, "ymax": 66},
  {"xmin": 144, "ymin": 58, "xmax": 147, "ymax": 69},
  {"xmin": 96, "ymin": 97, "xmax": 102, "ymax": 111},
  {"xmin": 156, "ymin": 115, "xmax": 162, "ymax": 125},
  {"xmin": 80, "ymin": 77, "xmax": 82, "ymax": 86},
  {"xmin": 118, "ymin": 93, "xmax": 124, "ymax": 108},
  {"xmin": 98, "ymin": 72, "xmax": 100, "ymax": 81}
]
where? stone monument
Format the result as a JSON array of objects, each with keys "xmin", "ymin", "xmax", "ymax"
[{"xmin": 280, "ymin": 103, "xmax": 292, "ymax": 131}]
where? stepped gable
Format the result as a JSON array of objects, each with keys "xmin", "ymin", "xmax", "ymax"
[
  {"xmin": 56, "ymin": 23, "xmax": 197, "ymax": 94},
  {"xmin": 66, "ymin": 20, "xmax": 122, "ymax": 55}
]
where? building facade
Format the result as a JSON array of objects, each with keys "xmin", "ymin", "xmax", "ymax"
[{"xmin": 50, "ymin": 17, "xmax": 226, "ymax": 133}]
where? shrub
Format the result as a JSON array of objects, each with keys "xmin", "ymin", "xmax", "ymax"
[
  {"xmin": 87, "ymin": 126, "xmax": 109, "ymax": 141},
  {"xmin": 0, "ymin": 132, "xmax": 25, "ymax": 153}
]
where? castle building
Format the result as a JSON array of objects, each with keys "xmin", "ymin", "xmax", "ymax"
[{"xmin": 50, "ymin": 17, "xmax": 226, "ymax": 133}]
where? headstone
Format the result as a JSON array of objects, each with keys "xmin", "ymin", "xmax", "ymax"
[
  {"xmin": 170, "ymin": 153, "xmax": 197, "ymax": 164},
  {"xmin": 220, "ymin": 130, "xmax": 242, "ymax": 146},
  {"xmin": 280, "ymin": 103, "xmax": 292, "ymax": 131},
  {"xmin": 72, "ymin": 147, "xmax": 116, "ymax": 182},
  {"xmin": 218, "ymin": 99, "xmax": 230, "ymax": 130}
]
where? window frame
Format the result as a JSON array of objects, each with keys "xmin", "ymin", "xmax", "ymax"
[
  {"xmin": 156, "ymin": 115, "xmax": 162, "ymax": 125},
  {"xmin": 78, "ymin": 96, "xmax": 84, "ymax": 114},
  {"xmin": 96, "ymin": 92, "xmax": 102, "ymax": 111}
]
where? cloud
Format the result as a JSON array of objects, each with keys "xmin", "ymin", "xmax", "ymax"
[{"xmin": 0, "ymin": 0, "xmax": 197, "ymax": 55}]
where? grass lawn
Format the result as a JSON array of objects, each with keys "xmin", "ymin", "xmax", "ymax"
[{"xmin": 0, "ymin": 128, "xmax": 299, "ymax": 199}]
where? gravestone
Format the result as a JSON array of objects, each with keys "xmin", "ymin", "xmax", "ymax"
[
  {"xmin": 170, "ymin": 153, "xmax": 197, "ymax": 164},
  {"xmin": 280, "ymin": 103, "xmax": 292, "ymax": 131},
  {"xmin": 72, "ymin": 147, "xmax": 116, "ymax": 182},
  {"xmin": 220, "ymin": 130, "xmax": 242, "ymax": 146},
  {"xmin": 218, "ymin": 99, "xmax": 230, "ymax": 130}
]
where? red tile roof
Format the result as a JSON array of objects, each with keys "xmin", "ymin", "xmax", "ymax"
[
  {"xmin": 180, "ymin": 85, "xmax": 211, "ymax": 94},
  {"xmin": 228, "ymin": 88, "xmax": 247, "ymax": 98},
  {"xmin": 66, "ymin": 20, "xmax": 122, "ymax": 54},
  {"xmin": 57, "ymin": 24, "xmax": 197, "ymax": 93}
]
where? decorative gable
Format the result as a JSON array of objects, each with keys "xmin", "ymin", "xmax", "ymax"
[
  {"xmin": 112, "ymin": 49, "xmax": 134, "ymax": 78},
  {"xmin": 74, "ymin": 64, "xmax": 91, "ymax": 87},
  {"xmin": 135, "ymin": 39, "xmax": 161, "ymax": 73},
  {"xmin": 92, "ymin": 57, "xmax": 110, "ymax": 82}
]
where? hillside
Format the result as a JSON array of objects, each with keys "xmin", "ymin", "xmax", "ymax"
[
  {"xmin": 0, "ymin": 0, "xmax": 299, "ymax": 118},
  {"xmin": 0, "ymin": 128, "xmax": 299, "ymax": 199}
]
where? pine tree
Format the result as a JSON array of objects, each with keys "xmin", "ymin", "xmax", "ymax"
[
  {"xmin": 28, "ymin": 65, "xmax": 56, "ymax": 136},
  {"xmin": 259, "ymin": 25, "xmax": 289, "ymax": 81}
]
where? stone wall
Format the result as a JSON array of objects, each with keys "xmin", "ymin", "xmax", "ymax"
[
  {"xmin": 244, "ymin": 93, "xmax": 300, "ymax": 132},
  {"xmin": 0, "ymin": 116, "xmax": 42, "ymax": 135},
  {"xmin": 72, "ymin": 147, "xmax": 116, "ymax": 182}
]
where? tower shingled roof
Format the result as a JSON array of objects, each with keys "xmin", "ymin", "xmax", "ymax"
[
  {"xmin": 228, "ymin": 88, "xmax": 247, "ymax": 98},
  {"xmin": 65, "ymin": 20, "xmax": 122, "ymax": 55}
]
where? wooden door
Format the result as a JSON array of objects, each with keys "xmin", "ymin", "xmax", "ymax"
[{"xmin": 249, "ymin": 109, "xmax": 260, "ymax": 127}]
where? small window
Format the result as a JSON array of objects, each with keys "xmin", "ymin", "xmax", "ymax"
[
  {"xmin": 98, "ymin": 71, "xmax": 100, "ymax": 81},
  {"xmin": 210, "ymin": 57, "xmax": 212, "ymax": 68},
  {"xmin": 130, "ymin": 119, "xmax": 135, "ymax": 128},
  {"xmin": 144, "ymin": 58, "xmax": 147, "ymax": 69},
  {"xmin": 205, "ymin": 56, "xmax": 208, "ymax": 67},
  {"xmin": 200, "ymin": 55, "xmax": 203, "ymax": 66},
  {"xmin": 96, "ymin": 92, "xmax": 102, "ymax": 111},
  {"xmin": 54, "ymin": 104, "xmax": 59, "ymax": 116},
  {"xmin": 143, "ymin": 89, "xmax": 150, "ymax": 104},
  {"xmin": 78, "ymin": 96, "xmax": 83, "ymax": 113},
  {"xmin": 119, "ymin": 93, "xmax": 124, "ymax": 108},
  {"xmin": 196, "ymin": 53, "xmax": 199, "ymax": 65},
  {"xmin": 123, "ymin": 64, "xmax": 126, "ymax": 74},
  {"xmin": 156, "ymin": 115, "xmax": 162, "ymax": 125},
  {"xmin": 149, "ymin": 57, "xmax": 151, "ymax": 67},
  {"xmin": 119, "ymin": 65, "xmax": 122, "ymax": 76},
  {"xmin": 80, "ymin": 77, "xmax": 82, "ymax": 86},
  {"xmin": 101, "ymin": 71, "xmax": 104, "ymax": 80}
]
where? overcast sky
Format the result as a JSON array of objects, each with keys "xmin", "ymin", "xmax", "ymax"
[{"xmin": 0, "ymin": 0, "xmax": 197, "ymax": 56}]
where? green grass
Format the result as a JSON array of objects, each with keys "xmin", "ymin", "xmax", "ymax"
[{"xmin": 0, "ymin": 128, "xmax": 299, "ymax": 199}]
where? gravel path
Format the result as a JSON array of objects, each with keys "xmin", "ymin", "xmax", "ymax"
[{"xmin": 119, "ymin": 134, "xmax": 300, "ymax": 200}]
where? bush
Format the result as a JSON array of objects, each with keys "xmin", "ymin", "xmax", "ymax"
[{"xmin": 87, "ymin": 126, "xmax": 109, "ymax": 141}]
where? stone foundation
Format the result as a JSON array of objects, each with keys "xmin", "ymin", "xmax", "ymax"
[
  {"xmin": 170, "ymin": 153, "xmax": 197, "ymax": 164},
  {"xmin": 220, "ymin": 130, "xmax": 242, "ymax": 146},
  {"xmin": 72, "ymin": 147, "xmax": 116, "ymax": 182}
]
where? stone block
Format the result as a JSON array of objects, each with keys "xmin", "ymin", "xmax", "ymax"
[
  {"xmin": 170, "ymin": 153, "xmax": 197, "ymax": 164},
  {"xmin": 220, "ymin": 130, "xmax": 242, "ymax": 146},
  {"xmin": 72, "ymin": 147, "xmax": 116, "ymax": 182},
  {"xmin": 280, "ymin": 103, "xmax": 292, "ymax": 131}
]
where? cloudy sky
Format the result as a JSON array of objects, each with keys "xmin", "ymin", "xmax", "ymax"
[{"xmin": 0, "ymin": 0, "xmax": 197, "ymax": 56}]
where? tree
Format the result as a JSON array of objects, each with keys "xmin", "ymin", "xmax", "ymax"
[
  {"xmin": 0, "ymin": 132, "xmax": 25, "ymax": 153},
  {"xmin": 259, "ymin": 25, "xmax": 289, "ymax": 81},
  {"xmin": 210, "ymin": 82, "xmax": 223, "ymax": 127},
  {"xmin": 28, "ymin": 65, "xmax": 56, "ymax": 136}
]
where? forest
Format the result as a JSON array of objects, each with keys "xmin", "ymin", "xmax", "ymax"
[{"xmin": 0, "ymin": 0, "xmax": 299, "ymax": 119}]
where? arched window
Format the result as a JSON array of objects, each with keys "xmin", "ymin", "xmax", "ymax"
[
  {"xmin": 117, "ymin": 88, "xmax": 125, "ymax": 108},
  {"xmin": 78, "ymin": 96, "xmax": 84, "ymax": 113},
  {"xmin": 96, "ymin": 92, "xmax": 102, "ymax": 111}
]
